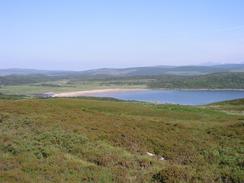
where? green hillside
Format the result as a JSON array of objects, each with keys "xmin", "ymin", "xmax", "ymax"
[
  {"xmin": 148, "ymin": 72, "xmax": 244, "ymax": 89},
  {"xmin": 207, "ymin": 99, "xmax": 244, "ymax": 115},
  {"xmin": 0, "ymin": 98, "xmax": 243, "ymax": 182}
]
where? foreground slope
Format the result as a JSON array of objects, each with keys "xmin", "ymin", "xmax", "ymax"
[
  {"xmin": 0, "ymin": 98, "xmax": 243, "ymax": 182},
  {"xmin": 208, "ymin": 99, "xmax": 244, "ymax": 115}
]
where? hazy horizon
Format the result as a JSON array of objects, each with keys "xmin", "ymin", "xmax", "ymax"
[
  {"xmin": 1, "ymin": 0, "xmax": 244, "ymax": 70},
  {"xmin": 1, "ymin": 62, "xmax": 244, "ymax": 72}
]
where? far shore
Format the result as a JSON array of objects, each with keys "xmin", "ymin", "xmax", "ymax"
[{"xmin": 53, "ymin": 88, "xmax": 147, "ymax": 97}]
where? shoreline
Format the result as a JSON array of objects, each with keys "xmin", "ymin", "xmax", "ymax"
[
  {"xmin": 53, "ymin": 88, "xmax": 147, "ymax": 97},
  {"xmin": 52, "ymin": 88, "xmax": 244, "ymax": 98},
  {"xmin": 151, "ymin": 88, "xmax": 244, "ymax": 91}
]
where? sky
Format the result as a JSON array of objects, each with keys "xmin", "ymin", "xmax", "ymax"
[{"xmin": 0, "ymin": 0, "xmax": 244, "ymax": 70}]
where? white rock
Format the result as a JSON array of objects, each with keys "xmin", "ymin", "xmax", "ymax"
[
  {"xmin": 159, "ymin": 156, "xmax": 165, "ymax": 160},
  {"xmin": 146, "ymin": 152, "xmax": 155, "ymax": 156}
]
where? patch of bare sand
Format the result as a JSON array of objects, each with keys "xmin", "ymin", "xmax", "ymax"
[{"xmin": 53, "ymin": 88, "xmax": 146, "ymax": 97}]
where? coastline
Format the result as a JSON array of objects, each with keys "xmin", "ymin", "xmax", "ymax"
[
  {"xmin": 151, "ymin": 88, "xmax": 244, "ymax": 91},
  {"xmin": 53, "ymin": 88, "xmax": 147, "ymax": 97},
  {"xmin": 52, "ymin": 88, "xmax": 244, "ymax": 98}
]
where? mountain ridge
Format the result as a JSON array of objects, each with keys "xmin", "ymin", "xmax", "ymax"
[{"xmin": 1, "ymin": 64, "xmax": 244, "ymax": 76}]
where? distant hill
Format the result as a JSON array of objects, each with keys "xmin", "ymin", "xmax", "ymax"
[
  {"xmin": 80, "ymin": 64, "xmax": 244, "ymax": 76},
  {"xmin": 0, "ymin": 68, "xmax": 77, "ymax": 76},
  {"xmin": 1, "ymin": 64, "xmax": 244, "ymax": 76},
  {"xmin": 147, "ymin": 72, "xmax": 244, "ymax": 89}
]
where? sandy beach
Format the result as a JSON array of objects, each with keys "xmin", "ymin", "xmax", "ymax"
[{"xmin": 53, "ymin": 88, "xmax": 146, "ymax": 97}]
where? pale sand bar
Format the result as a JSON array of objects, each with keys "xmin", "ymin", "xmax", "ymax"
[{"xmin": 53, "ymin": 88, "xmax": 146, "ymax": 97}]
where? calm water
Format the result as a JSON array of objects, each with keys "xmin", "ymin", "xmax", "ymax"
[{"xmin": 94, "ymin": 89, "xmax": 244, "ymax": 105}]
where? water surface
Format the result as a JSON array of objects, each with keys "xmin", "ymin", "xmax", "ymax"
[{"xmin": 94, "ymin": 89, "xmax": 244, "ymax": 105}]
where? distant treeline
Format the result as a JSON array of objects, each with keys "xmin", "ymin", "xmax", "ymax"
[
  {"xmin": 0, "ymin": 74, "xmax": 59, "ymax": 85},
  {"xmin": 0, "ymin": 73, "xmax": 112, "ymax": 85},
  {"xmin": 147, "ymin": 72, "xmax": 244, "ymax": 89},
  {"xmin": 1, "ymin": 72, "xmax": 244, "ymax": 89},
  {"xmin": 0, "ymin": 93, "xmax": 26, "ymax": 100}
]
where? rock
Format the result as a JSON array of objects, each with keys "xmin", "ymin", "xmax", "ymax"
[
  {"xmin": 159, "ymin": 156, "xmax": 165, "ymax": 160},
  {"xmin": 146, "ymin": 152, "xmax": 155, "ymax": 156}
]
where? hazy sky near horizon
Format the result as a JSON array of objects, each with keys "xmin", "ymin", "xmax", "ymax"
[{"xmin": 0, "ymin": 0, "xmax": 244, "ymax": 70}]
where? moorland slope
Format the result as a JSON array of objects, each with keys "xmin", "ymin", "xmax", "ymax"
[{"xmin": 0, "ymin": 98, "xmax": 243, "ymax": 182}]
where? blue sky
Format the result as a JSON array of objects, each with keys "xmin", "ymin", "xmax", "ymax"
[{"xmin": 0, "ymin": 0, "xmax": 244, "ymax": 70}]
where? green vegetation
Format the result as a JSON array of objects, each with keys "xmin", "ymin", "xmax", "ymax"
[
  {"xmin": 207, "ymin": 99, "xmax": 244, "ymax": 115},
  {"xmin": 0, "ymin": 81, "xmax": 145, "ymax": 96},
  {"xmin": 0, "ymin": 98, "xmax": 243, "ymax": 182},
  {"xmin": 0, "ymin": 93, "xmax": 26, "ymax": 100},
  {"xmin": 0, "ymin": 74, "xmax": 58, "ymax": 85},
  {"xmin": 148, "ymin": 72, "xmax": 244, "ymax": 89},
  {"xmin": 1, "ymin": 72, "xmax": 244, "ymax": 97}
]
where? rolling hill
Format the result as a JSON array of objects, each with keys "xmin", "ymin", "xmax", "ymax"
[
  {"xmin": 1, "ymin": 64, "xmax": 244, "ymax": 77},
  {"xmin": 0, "ymin": 97, "xmax": 243, "ymax": 182}
]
